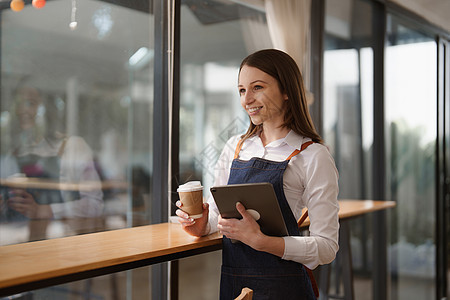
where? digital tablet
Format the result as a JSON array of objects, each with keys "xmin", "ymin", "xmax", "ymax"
[{"xmin": 210, "ymin": 182, "xmax": 288, "ymax": 237}]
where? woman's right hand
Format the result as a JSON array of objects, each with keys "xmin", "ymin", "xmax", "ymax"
[{"xmin": 175, "ymin": 201, "xmax": 209, "ymax": 237}]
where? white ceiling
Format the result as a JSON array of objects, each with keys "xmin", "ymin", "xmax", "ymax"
[
  {"xmin": 390, "ymin": 0, "xmax": 450, "ymax": 33},
  {"xmin": 2, "ymin": 0, "xmax": 152, "ymax": 95}
]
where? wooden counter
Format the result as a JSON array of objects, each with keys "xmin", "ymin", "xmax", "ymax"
[
  {"xmin": 299, "ymin": 199, "xmax": 396, "ymax": 227},
  {"xmin": 0, "ymin": 200, "xmax": 395, "ymax": 297},
  {"xmin": 0, "ymin": 223, "xmax": 222, "ymax": 296}
]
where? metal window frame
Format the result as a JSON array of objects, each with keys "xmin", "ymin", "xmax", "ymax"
[
  {"xmin": 152, "ymin": 0, "xmax": 172, "ymax": 298},
  {"xmin": 153, "ymin": 0, "xmax": 181, "ymax": 298},
  {"xmin": 437, "ymin": 37, "xmax": 449, "ymax": 300},
  {"xmin": 310, "ymin": 0, "xmax": 325, "ymax": 136},
  {"xmin": 372, "ymin": 2, "xmax": 388, "ymax": 299}
]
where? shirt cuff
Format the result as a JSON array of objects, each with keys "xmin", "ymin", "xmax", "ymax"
[
  {"xmin": 283, "ymin": 236, "xmax": 302, "ymax": 259},
  {"xmin": 207, "ymin": 212, "xmax": 219, "ymax": 234},
  {"xmin": 282, "ymin": 236, "xmax": 318, "ymax": 269}
]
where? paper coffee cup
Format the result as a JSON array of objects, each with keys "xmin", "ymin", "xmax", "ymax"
[{"xmin": 177, "ymin": 181, "xmax": 204, "ymax": 219}]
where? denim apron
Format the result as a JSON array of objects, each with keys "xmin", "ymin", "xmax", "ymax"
[{"xmin": 220, "ymin": 139, "xmax": 315, "ymax": 300}]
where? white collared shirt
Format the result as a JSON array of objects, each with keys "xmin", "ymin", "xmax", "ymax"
[{"xmin": 206, "ymin": 130, "xmax": 340, "ymax": 269}]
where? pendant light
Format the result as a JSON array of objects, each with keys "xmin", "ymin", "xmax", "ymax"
[
  {"xmin": 10, "ymin": 0, "xmax": 25, "ymax": 12},
  {"xmin": 32, "ymin": 0, "xmax": 46, "ymax": 9}
]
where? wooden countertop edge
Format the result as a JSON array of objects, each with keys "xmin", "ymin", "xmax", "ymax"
[
  {"xmin": 338, "ymin": 200, "xmax": 396, "ymax": 220},
  {"xmin": 0, "ymin": 225, "xmax": 222, "ymax": 288}
]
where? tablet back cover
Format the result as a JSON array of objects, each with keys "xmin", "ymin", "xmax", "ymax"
[{"xmin": 210, "ymin": 182, "xmax": 288, "ymax": 236}]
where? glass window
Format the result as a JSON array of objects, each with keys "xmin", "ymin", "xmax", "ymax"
[
  {"xmin": 324, "ymin": 0, "xmax": 374, "ymax": 200},
  {"xmin": 323, "ymin": 0, "xmax": 376, "ymax": 297},
  {"xmin": 385, "ymin": 15, "xmax": 437, "ymax": 300},
  {"xmin": 0, "ymin": 0, "xmax": 154, "ymax": 298}
]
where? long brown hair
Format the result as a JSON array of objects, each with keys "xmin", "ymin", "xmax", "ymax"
[{"xmin": 239, "ymin": 49, "xmax": 322, "ymax": 144}]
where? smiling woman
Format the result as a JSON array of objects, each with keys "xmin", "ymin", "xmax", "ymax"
[
  {"xmin": 177, "ymin": 49, "xmax": 339, "ymax": 299},
  {"xmin": 238, "ymin": 49, "xmax": 322, "ymax": 145}
]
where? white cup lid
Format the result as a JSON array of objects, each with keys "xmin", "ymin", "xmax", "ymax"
[{"xmin": 177, "ymin": 181, "xmax": 203, "ymax": 192}]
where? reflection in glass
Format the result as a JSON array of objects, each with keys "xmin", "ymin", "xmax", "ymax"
[
  {"xmin": 0, "ymin": 0, "xmax": 153, "ymax": 246},
  {"xmin": 385, "ymin": 18, "xmax": 437, "ymax": 300},
  {"xmin": 0, "ymin": 82, "xmax": 104, "ymax": 242},
  {"xmin": 323, "ymin": 0, "xmax": 375, "ymax": 297},
  {"xmin": 1, "ymin": 0, "xmax": 154, "ymax": 298}
]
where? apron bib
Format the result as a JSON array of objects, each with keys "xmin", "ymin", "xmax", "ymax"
[{"xmin": 220, "ymin": 140, "xmax": 315, "ymax": 300}]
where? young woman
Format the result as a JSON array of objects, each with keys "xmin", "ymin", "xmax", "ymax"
[{"xmin": 176, "ymin": 49, "xmax": 339, "ymax": 299}]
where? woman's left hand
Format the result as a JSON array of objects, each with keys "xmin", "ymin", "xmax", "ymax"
[{"xmin": 217, "ymin": 202, "xmax": 265, "ymax": 249}]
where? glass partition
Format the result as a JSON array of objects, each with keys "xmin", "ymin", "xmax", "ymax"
[
  {"xmin": 385, "ymin": 15, "xmax": 437, "ymax": 300},
  {"xmin": 0, "ymin": 0, "xmax": 153, "ymax": 245},
  {"xmin": 0, "ymin": 0, "xmax": 154, "ymax": 298}
]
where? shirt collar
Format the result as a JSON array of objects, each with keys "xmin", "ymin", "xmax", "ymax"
[
  {"xmin": 284, "ymin": 130, "xmax": 309, "ymax": 150},
  {"xmin": 248, "ymin": 129, "xmax": 308, "ymax": 149}
]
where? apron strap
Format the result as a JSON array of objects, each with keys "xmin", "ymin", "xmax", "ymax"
[
  {"xmin": 233, "ymin": 139, "xmax": 245, "ymax": 159},
  {"xmin": 286, "ymin": 140, "xmax": 314, "ymax": 161},
  {"xmin": 294, "ymin": 140, "xmax": 315, "ymax": 227}
]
